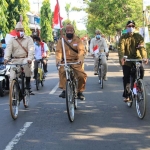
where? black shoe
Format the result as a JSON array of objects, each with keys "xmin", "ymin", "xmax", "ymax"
[
  {"xmin": 77, "ymin": 92, "xmax": 85, "ymax": 100},
  {"xmin": 94, "ymin": 72, "xmax": 98, "ymax": 75},
  {"xmin": 59, "ymin": 90, "xmax": 65, "ymax": 98}
]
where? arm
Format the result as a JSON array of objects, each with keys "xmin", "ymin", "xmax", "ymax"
[
  {"xmin": 138, "ymin": 35, "xmax": 147, "ymax": 59},
  {"xmin": 103, "ymin": 38, "xmax": 109, "ymax": 53},
  {"xmin": 118, "ymin": 36, "xmax": 125, "ymax": 65},
  {"xmin": 77, "ymin": 39, "xmax": 85, "ymax": 63},
  {"xmin": 55, "ymin": 39, "xmax": 63, "ymax": 65},
  {"xmin": 90, "ymin": 38, "xmax": 94, "ymax": 54},
  {"xmin": 4, "ymin": 38, "xmax": 13, "ymax": 61},
  {"xmin": 27, "ymin": 37, "xmax": 35, "ymax": 61},
  {"xmin": 44, "ymin": 43, "xmax": 49, "ymax": 57}
]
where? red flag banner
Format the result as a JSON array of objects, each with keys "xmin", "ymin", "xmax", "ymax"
[
  {"xmin": 93, "ymin": 45, "xmax": 99, "ymax": 54},
  {"xmin": 53, "ymin": 1, "xmax": 63, "ymax": 29}
]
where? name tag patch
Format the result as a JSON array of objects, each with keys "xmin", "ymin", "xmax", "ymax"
[{"xmin": 73, "ymin": 44, "xmax": 77, "ymax": 46}]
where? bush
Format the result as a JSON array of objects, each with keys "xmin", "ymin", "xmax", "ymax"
[{"xmin": 146, "ymin": 43, "xmax": 150, "ymax": 58}]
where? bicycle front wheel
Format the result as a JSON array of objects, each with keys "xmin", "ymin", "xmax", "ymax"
[
  {"xmin": 23, "ymin": 89, "xmax": 30, "ymax": 108},
  {"xmin": 98, "ymin": 65, "xmax": 103, "ymax": 89},
  {"xmin": 135, "ymin": 79, "xmax": 146, "ymax": 119},
  {"xmin": 9, "ymin": 80, "xmax": 19, "ymax": 120},
  {"xmin": 66, "ymin": 81, "xmax": 75, "ymax": 122},
  {"xmin": 36, "ymin": 73, "xmax": 40, "ymax": 90}
]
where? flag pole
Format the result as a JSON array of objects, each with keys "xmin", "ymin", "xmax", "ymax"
[{"xmin": 56, "ymin": 0, "xmax": 67, "ymax": 70}]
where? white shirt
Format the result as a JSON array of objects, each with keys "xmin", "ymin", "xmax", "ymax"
[
  {"xmin": 90, "ymin": 37, "xmax": 109, "ymax": 54},
  {"xmin": 34, "ymin": 42, "xmax": 48, "ymax": 59}
]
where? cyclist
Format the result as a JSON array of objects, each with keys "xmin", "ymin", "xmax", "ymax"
[
  {"xmin": 4, "ymin": 22, "xmax": 34, "ymax": 89},
  {"xmin": 33, "ymin": 36, "xmax": 49, "ymax": 79},
  {"xmin": 56, "ymin": 24, "xmax": 87, "ymax": 100},
  {"xmin": 90, "ymin": 30, "xmax": 109, "ymax": 80},
  {"xmin": 118, "ymin": 20, "xmax": 148, "ymax": 102}
]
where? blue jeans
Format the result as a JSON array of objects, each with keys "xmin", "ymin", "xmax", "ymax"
[{"xmin": 0, "ymin": 57, "xmax": 4, "ymax": 63}]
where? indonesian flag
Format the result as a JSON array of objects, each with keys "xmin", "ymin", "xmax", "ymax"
[
  {"xmin": 52, "ymin": 0, "xmax": 63, "ymax": 29},
  {"xmin": 93, "ymin": 45, "xmax": 99, "ymax": 54},
  {"xmin": 5, "ymin": 30, "xmax": 17, "ymax": 44}
]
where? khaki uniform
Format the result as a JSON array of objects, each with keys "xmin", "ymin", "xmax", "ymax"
[
  {"xmin": 4, "ymin": 35, "xmax": 34, "ymax": 84},
  {"xmin": 56, "ymin": 36, "xmax": 87, "ymax": 92}
]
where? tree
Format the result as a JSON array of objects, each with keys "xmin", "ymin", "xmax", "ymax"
[
  {"xmin": 65, "ymin": 3, "xmax": 71, "ymax": 19},
  {"xmin": 40, "ymin": 0, "xmax": 53, "ymax": 42},
  {"xmin": 86, "ymin": 0, "xmax": 143, "ymax": 36},
  {"xmin": 6, "ymin": 0, "xmax": 31, "ymax": 35},
  {"xmin": 0, "ymin": 0, "xmax": 8, "ymax": 36}
]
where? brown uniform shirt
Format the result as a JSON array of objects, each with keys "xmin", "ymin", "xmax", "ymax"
[
  {"xmin": 4, "ymin": 35, "xmax": 35, "ymax": 60},
  {"xmin": 56, "ymin": 36, "xmax": 85, "ymax": 64}
]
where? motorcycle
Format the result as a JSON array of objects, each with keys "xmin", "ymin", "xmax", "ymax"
[{"xmin": 0, "ymin": 63, "xmax": 10, "ymax": 97}]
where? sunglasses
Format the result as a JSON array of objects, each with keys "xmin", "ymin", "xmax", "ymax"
[{"xmin": 127, "ymin": 25, "xmax": 135, "ymax": 28}]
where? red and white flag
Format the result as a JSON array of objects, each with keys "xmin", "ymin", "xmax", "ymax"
[
  {"xmin": 93, "ymin": 45, "xmax": 99, "ymax": 54},
  {"xmin": 52, "ymin": 0, "xmax": 63, "ymax": 29}
]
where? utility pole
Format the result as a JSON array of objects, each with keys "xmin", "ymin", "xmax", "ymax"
[{"xmin": 33, "ymin": 0, "xmax": 42, "ymax": 14}]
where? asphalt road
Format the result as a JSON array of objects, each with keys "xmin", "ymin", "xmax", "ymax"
[{"xmin": 1, "ymin": 52, "xmax": 150, "ymax": 150}]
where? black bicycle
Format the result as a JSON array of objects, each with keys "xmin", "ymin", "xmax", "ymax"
[
  {"xmin": 124, "ymin": 57, "xmax": 146, "ymax": 119},
  {"xmin": 97, "ymin": 53, "xmax": 105, "ymax": 89},
  {"xmin": 35, "ymin": 59, "xmax": 45, "ymax": 90},
  {"xmin": 8, "ymin": 63, "xmax": 31, "ymax": 120},
  {"xmin": 58, "ymin": 62, "xmax": 79, "ymax": 122}
]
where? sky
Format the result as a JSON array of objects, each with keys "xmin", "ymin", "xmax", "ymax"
[{"xmin": 29, "ymin": 0, "xmax": 87, "ymax": 30}]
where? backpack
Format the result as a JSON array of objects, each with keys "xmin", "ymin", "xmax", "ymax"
[{"xmin": 0, "ymin": 48, "xmax": 4, "ymax": 57}]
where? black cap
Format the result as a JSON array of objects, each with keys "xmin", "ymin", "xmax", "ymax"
[{"xmin": 126, "ymin": 20, "xmax": 135, "ymax": 26}]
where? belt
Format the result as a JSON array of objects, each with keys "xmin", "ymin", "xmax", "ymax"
[
  {"xmin": 12, "ymin": 56, "xmax": 27, "ymax": 59},
  {"xmin": 66, "ymin": 59, "xmax": 78, "ymax": 61}
]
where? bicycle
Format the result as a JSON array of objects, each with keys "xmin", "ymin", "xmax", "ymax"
[
  {"xmin": 97, "ymin": 52, "xmax": 106, "ymax": 89},
  {"xmin": 8, "ymin": 63, "xmax": 31, "ymax": 120},
  {"xmin": 35, "ymin": 59, "xmax": 45, "ymax": 90},
  {"xmin": 58, "ymin": 62, "xmax": 79, "ymax": 122},
  {"xmin": 124, "ymin": 57, "xmax": 147, "ymax": 119}
]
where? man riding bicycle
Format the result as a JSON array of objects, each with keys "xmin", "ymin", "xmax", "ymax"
[
  {"xmin": 56, "ymin": 24, "xmax": 87, "ymax": 100},
  {"xmin": 4, "ymin": 22, "xmax": 34, "ymax": 89},
  {"xmin": 118, "ymin": 20, "xmax": 148, "ymax": 102},
  {"xmin": 90, "ymin": 30, "xmax": 109, "ymax": 81}
]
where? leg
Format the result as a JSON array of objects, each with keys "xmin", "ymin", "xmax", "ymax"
[
  {"xmin": 42, "ymin": 58, "xmax": 47, "ymax": 73},
  {"xmin": 101, "ymin": 55, "xmax": 108, "ymax": 80},
  {"xmin": 122, "ymin": 65, "xmax": 131, "ymax": 98},
  {"xmin": 94, "ymin": 57, "xmax": 99, "ymax": 74},
  {"xmin": 33, "ymin": 60, "xmax": 38, "ymax": 79},
  {"xmin": 140, "ymin": 65, "xmax": 144, "ymax": 79}
]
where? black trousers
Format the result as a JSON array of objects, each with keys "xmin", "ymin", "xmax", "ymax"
[{"xmin": 122, "ymin": 65, "xmax": 144, "ymax": 98}]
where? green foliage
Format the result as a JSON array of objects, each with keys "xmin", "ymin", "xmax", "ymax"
[
  {"xmin": 0, "ymin": 0, "xmax": 9, "ymax": 36},
  {"xmin": 40, "ymin": 0, "xmax": 53, "ymax": 42},
  {"xmin": 86, "ymin": 0, "xmax": 143, "ymax": 36},
  {"xmin": 6, "ymin": 0, "xmax": 31, "ymax": 35},
  {"xmin": 65, "ymin": 3, "xmax": 71, "ymax": 19},
  {"xmin": 146, "ymin": 43, "xmax": 150, "ymax": 58}
]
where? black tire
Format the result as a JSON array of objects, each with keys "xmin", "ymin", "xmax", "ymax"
[
  {"xmin": 98, "ymin": 65, "xmax": 103, "ymax": 89},
  {"xmin": 135, "ymin": 79, "xmax": 146, "ymax": 119},
  {"xmin": 23, "ymin": 89, "xmax": 30, "ymax": 108},
  {"xmin": 9, "ymin": 80, "xmax": 19, "ymax": 120},
  {"xmin": 0, "ymin": 81, "xmax": 4, "ymax": 97},
  {"xmin": 36, "ymin": 73, "xmax": 40, "ymax": 90},
  {"xmin": 66, "ymin": 81, "xmax": 75, "ymax": 122}
]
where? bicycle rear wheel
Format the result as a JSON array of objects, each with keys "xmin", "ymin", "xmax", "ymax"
[
  {"xmin": 135, "ymin": 79, "xmax": 146, "ymax": 119},
  {"xmin": 98, "ymin": 65, "xmax": 103, "ymax": 89},
  {"xmin": 23, "ymin": 89, "xmax": 30, "ymax": 108},
  {"xmin": 9, "ymin": 80, "xmax": 19, "ymax": 120},
  {"xmin": 36, "ymin": 73, "xmax": 40, "ymax": 90},
  {"xmin": 66, "ymin": 81, "xmax": 75, "ymax": 122}
]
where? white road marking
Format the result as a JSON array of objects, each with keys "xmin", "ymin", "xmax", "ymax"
[
  {"xmin": 49, "ymin": 82, "xmax": 59, "ymax": 94},
  {"xmin": 4, "ymin": 122, "xmax": 33, "ymax": 150}
]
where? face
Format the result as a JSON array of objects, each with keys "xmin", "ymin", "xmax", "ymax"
[
  {"xmin": 126, "ymin": 23, "xmax": 135, "ymax": 33},
  {"xmin": 16, "ymin": 28, "xmax": 24, "ymax": 38},
  {"xmin": 95, "ymin": 32, "xmax": 101, "ymax": 39},
  {"xmin": 65, "ymin": 27, "xmax": 74, "ymax": 39}
]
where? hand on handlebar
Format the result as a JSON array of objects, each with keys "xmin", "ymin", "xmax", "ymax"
[
  {"xmin": 143, "ymin": 58, "xmax": 148, "ymax": 64},
  {"xmin": 27, "ymin": 60, "xmax": 32, "ymax": 64},
  {"xmin": 4, "ymin": 59, "xmax": 8, "ymax": 65}
]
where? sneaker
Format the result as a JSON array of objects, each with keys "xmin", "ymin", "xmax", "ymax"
[
  {"xmin": 77, "ymin": 92, "xmax": 85, "ymax": 100},
  {"xmin": 123, "ymin": 97, "xmax": 132, "ymax": 103},
  {"xmin": 103, "ymin": 75, "xmax": 107, "ymax": 81},
  {"xmin": 94, "ymin": 72, "xmax": 98, "ymax": 75},
  {"xmin": 59, "ymin": 90, "xmax": 65, "ymax": 98}
]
